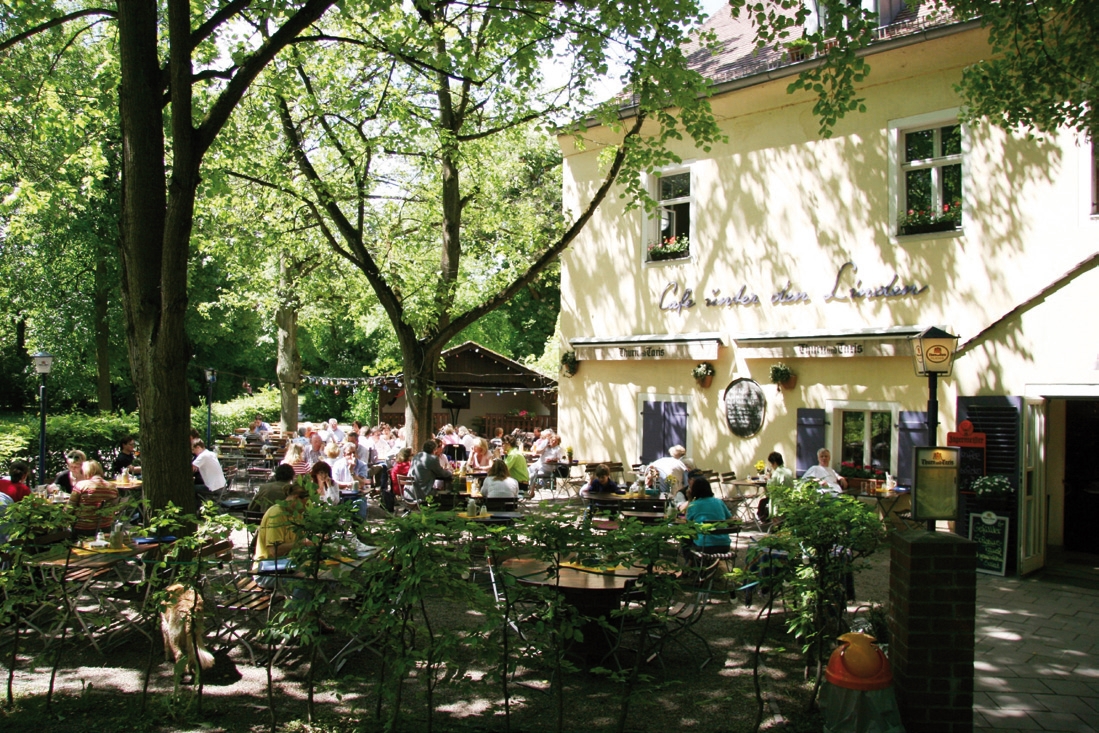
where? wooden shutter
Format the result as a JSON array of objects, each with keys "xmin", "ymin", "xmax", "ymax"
[
  {"xmin": 796, "ymin": 408, "xmax": 826, "ymax": 477},
  {"xmin": 896, "ymin": 410, "xmax": 928, "ymax": 488},
  {"xmin": 640, "ymin": 400, "xmax": 688, "ymax": 464}
]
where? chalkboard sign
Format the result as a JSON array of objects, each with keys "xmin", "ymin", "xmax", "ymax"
[
  {"xmin": 723, "ymin": 378, "xmax": 765, "ymax": 438},
  {"xmin": 957, "ymin": 447, "xmax": 985, "ymax": 492},
  {"xmin": 969, "ymin": 511, "xmax": 1010, "ymax": 576}
]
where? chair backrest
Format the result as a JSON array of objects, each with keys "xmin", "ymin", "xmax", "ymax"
[{"xmin": 483, "ymin": 496, "xmax": 519, "ymax": 512}]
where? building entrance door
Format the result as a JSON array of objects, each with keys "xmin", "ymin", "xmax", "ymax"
[
  {"xmin": 1063, "ymin": 400, "xmax": 1099, "ymax": 554},
  {"xmin": 1019, "ymin": 400, "xmax": 1046, "ymax": 575},
  {"xmin": 640, "ymin": 399, "xmax": 687, "ymax": 465}
]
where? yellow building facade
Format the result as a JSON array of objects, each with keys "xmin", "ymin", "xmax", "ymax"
[{"xmin": 557, "ymin": 16, "xmax": 1099, "ymax": 574}]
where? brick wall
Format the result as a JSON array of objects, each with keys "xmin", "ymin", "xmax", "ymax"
[{"xmin": 889, "ymin": 529, "xmax": 977, "ymax": 733}]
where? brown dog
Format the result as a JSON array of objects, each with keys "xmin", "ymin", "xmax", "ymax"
[{"xmin": 161, "ymin": 583, "xmax": 215, "ymax": 674}]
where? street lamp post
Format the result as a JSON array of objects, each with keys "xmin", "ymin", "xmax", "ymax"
[
  {"xmin": 911, "ymin": 326, "xmax": 960, "ymax": 530},
  {"xmin": 32, "ymin": 352, "xmax": 54, "ymax": 486},
  {"xmin": 205, "ymin": 368, "xmax": 217, "ymax": 446}
]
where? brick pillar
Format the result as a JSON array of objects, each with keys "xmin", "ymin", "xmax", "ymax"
[{"xmin": 889, "ymin": 529, "xmax": 976, "ymax": 733}]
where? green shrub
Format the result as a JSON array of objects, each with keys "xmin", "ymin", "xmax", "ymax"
[
  {"xmin": 190, "ymin": 386, "xmax": 282, "ymax": 440},
  {"xmin": 0, "ymin": 411, "xmax": 139, "ymax": 482}
]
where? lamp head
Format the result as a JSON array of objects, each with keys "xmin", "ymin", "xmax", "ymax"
[
  {"xmin": 31, "ymin": 352, "xmax": 53, "ymax": 375},
  {"xmin": 205, "ymin": 367, "xmax": 217, "ymax": 383},
  {"xmin": 911, "ymin": 327, "xmax": 959, "ymax": 377}
]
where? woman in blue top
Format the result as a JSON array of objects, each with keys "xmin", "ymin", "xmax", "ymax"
[{"xmin": 685, "ymin": 476, "xmax": 733, "ymax": 555}]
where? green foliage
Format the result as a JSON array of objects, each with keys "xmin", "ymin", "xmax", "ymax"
[
  {"xmin": 745, "ymin": 479, "xmax": 885, "ymax": 682},
  {"xmin": 0, "ymin": 411, "xmax": 140, "ymax": 481},
  {"xmin": 946, "ymin": 0, "xmax": 1099, "ymax": 140},
  {"xmin": 190, "ymin": 386, "xmax": 282, "ymax": 440}
]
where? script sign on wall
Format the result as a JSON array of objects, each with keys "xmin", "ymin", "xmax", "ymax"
[{"xmin": 723, "ymin": 378, "xmax": 766, "ymax": 438}]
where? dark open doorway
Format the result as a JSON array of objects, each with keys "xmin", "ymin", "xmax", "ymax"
[{"xmin": 1063, "ymin": 400, "xmax": 1099, "ymax": 554}]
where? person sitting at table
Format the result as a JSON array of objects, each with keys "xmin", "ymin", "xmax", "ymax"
[
  {"xmin": 281, "ymin": 443, "xmax": 312, "ymax": 476},
  {"xmin": 250, "ymin": 414, "xmax": 271, "ymax": 436},
  {"xmin": 802, "ymin": 448, "xmax": 846, "ymax": 494},
  {"xmin": 53, "ymin": 450, "xmax": 87, "ymax": 493},
  {"xmin": 501, "ymin": 435, "xmax": 530, "ymax": 497},
  {"xmin": 528, "ymin": 432, "xmax": 564, "ymax": 497},
  {"xmin": 250, "ymin": 463, "xmax": 296, "ymax": 513},
  {"xmin": 70, "ymin": 460, "xmax": 119, "ymax": 537},
  {"xmin": 684, "ymin": 476, "xmax": 734, "ymax": 560},
  {"xmin": 409, "ymin": 440, "xmax": 452, "ymax": 502},
  {"xmin": 0, "ymin": 460, "xmax": 32, "ymax": 502},
  {"xmin": 489, "ymin": 427, "xmax": 505, "ymax": 451},
  {"xmin": 332, "ymin": 443, "xmax": 368, "ymax": 493},
  {"xmin": 110, "ymin": 436, "xmax": 142, "ymax": 477},
  {"xmin": 308, "ymin": 459, "xmax": 340, "ymax": 505},
  {"xmin": 649, "ymin": 446, "xmax": 689, "ymax": 495},
  {"xmin": 389, "ymin": 447, "xmax": 413, "ymax": 490},
  {"xmin": 303, "ymin": 432, "xmax": 325, "ymax": 467},
  {"xmin": 529, "ymin": 427, "xmax": 548, "ymax": 455},
  {"xmin": 481, "ymin": 459, "xmax": 519, "ymax": 498},
  {"xmin": 191, "ymin": 439, "xmax": 227, "ymax": 503},
  {"xmin": 468, "ymin": 438, "xmax": 493, "ymax": 472},
  {"xmin": 252, "ymin": 483, "xmax": 313, "ymax": 585},
  {"xmin": 582, "ymin": 464, "xmax": 622, "ymax": 496},
  {"xmin": 758, "ymin": 450, "xmax": 795, "ymax": 522}
]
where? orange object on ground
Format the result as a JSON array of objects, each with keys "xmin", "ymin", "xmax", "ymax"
[{"xmin": 825, "ymin": 632, "xmax": 892, "ymax": 691}]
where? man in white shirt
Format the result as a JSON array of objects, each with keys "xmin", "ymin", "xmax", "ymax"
[
  {"xmin": 192, "ymin": 439, "xmax": 227, "ymax": 500},
  {"xmin": 649, "ymin": 445, "xmax": 689, "ymax": 493},
  {"xmin": 303, "ymin": 432, "xmax": 325, "ymax": 466},
  {"xmin": 326, "ymin": 418, "xmax": 345, "ymax": 444},
  {"xmin": 802, "ymin": 448, "xmax": 847, "ymax": 494}
]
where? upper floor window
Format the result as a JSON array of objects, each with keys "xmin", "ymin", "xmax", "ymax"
[
  {"xmin": 888, "ymin": 110, "xmax": 964, "ymax": 238},
  {"xmin": 647, "ymin": 170, "xmax": 691, "ymax": 263}
]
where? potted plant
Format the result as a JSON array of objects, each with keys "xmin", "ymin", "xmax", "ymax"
[
  {"xmin": 971, "ymin": 474, "xmax": 1014, "ymax": 512},
  {"xmin": 692, "ymin": 362, "xmax": 715, "ymax": 388},
  {"xmin": 646, "ymin": 234, "xmax": 690, "ymax": 262},
  {"xmin": 898, "ymin": 200, "xmax": 962, "ymax": 235},
  {"xmin": 785, "ymin": 37, "xmax": 813, "ymax": 62},
  {"xmin": 560, "ymin": 350, "xmax": 579, "ymax": 377},
  {"xmin": 769, "ymin": 362, "xmax": 797, "ymax": 390}
]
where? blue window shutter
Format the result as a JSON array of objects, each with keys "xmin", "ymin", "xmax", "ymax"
[
  {"xmin": 796, "ymin": 408, "xmax": 826, "ymax": 477},
  {"xmin": 897, "ymin": 411, "xmax": 929, "ymax": 488}
]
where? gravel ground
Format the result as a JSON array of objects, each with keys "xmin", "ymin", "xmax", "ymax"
[{"xmin": 0, "ymin": 517, "xmax": 894, "ymax": 733}]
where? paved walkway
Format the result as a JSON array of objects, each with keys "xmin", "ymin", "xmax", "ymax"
[{"xmin": 975, "ymin": 571, "xmax": 1099, "ymax": 732}]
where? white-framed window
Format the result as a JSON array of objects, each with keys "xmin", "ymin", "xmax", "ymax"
[
  {"xmin": 825, "ymin": 400, "xmax": 900, "ymax": 476},
  {"xmin": 645, "ymin": 168, "xmax": 692, "ymax": 263},
  {"xmin": 888, "ymin": 109, "xmax": 965, "ymax": 238}
]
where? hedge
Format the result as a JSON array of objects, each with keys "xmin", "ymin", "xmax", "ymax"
[{"xmin": 0, "ymin": 387, "xmax": 283, "ymax": 483}]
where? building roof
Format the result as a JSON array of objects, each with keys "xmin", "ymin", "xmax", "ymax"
[
  {"xmin": 678, "ymin": 2, "xmax": 966, "ymax": 88},
  {"xmin": 431, "ymin": 342, "xmax": 556, "ymax": 392}
]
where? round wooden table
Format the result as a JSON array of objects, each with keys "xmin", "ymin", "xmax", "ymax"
[{"xmin": 501, "ymin": 556, "xmax": 645, "ymax": 618}]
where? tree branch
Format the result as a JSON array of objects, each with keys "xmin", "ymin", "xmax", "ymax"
[{"xmin": 0, "ymin": 9, "xmax": 116, "ymax": 54}]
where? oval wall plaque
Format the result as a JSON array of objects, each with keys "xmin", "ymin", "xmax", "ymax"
[{"xmin": 724, "ymin": 378, "xmax": 766, "ymax": 438}]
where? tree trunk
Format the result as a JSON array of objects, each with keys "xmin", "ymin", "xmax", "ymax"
[
  {"xmin": 117, "ymin": 0, "xmax": 195, "ymax": 515},
  {"xmin": 401, "ymin": 340, "xmax": 441, "ymax": 449},
  {"xmin": 93, "ymin": 252, "xmax": 112, "ymax": 412},
  {"xmin": 275, "ymin": 255, "xmax": 301, "ymax": 433}
]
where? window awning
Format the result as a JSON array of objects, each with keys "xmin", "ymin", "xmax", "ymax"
[
  {"xmin": 732, "ymin": 326, "xmax": 928, "ymax": 359},
  {"xmin": 569, "ymin": 333, "xmax": 724, "ymax": 361}
]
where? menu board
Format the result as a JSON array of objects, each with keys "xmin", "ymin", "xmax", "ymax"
[
  {"xmin": 912, "ymin": 446, "xmax": 959, "ymax": 521},
  {"xmin": 969, "ymin": 511, "xmax": 1010, "ymax": 576},
  {"xmin": 723, "ymin": 378, "xmax": 765, "ymax": 438},
  {"xmin": 957, "ymin": 448, "xmax": 985, "ymax": 492}
]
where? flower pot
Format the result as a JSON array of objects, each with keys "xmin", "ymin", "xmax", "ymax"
[
  {"xmin": 697, "ymin": 375, "xmax": 713, "ymax": 388},
  {"xmin": 779, "ymin": 374, "xmax": 797, "ymax": 390},
  {"xmin": 900, "ymin": 221, "xmax": 958, "ymax": 236},
  {"xmin": 647, "ymin": 248, "xmax": 689, "ymax": 262}
]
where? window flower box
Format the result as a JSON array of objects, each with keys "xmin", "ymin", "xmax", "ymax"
[
  {"xmin": 900, "ymin": 221, "xmax": 959, "ymax": 236},
  {"xmin": 646, "ymin": 235, "xmax": 690, "ymax": 262}
]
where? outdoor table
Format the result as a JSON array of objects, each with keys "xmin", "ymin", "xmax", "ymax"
[
  {"xmin": 620, "ymin": 510, "xmax": 666, "ymax": 525},
  {"xmin": 501, "ymin": 556, "xmax": 645, "ymax": 620},
  {"xmin": 455, "ymin": 511, "xmax": 525, "ymax": 525},
  {"xmin": 853, "ymin": 490, "xmax": 914, "ymax": 531},
  {"xmin": 26, "ymin": 540, "xmax": 162, "ymax": 653}
]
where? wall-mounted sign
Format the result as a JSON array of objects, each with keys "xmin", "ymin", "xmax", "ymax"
[
  {"xmin": 912, "ymin": 446, "xmax": 960, "ymax": 521},
  {"xmin": 657, "ymin": 260, "xmax": 929, "ymax": 314},
  {"xmin": 947, "ymin": 420, "xmax": 987, "ymax": 492},
  {"xmin": 573, "ymin": 341, "xmax": 719, "ymax": 361},
  {"xmin": 723, "ymin": 378, "xmax": 765, "ymax": 438}
]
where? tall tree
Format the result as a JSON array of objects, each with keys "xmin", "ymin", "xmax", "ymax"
[
  {"xmin": 3, "ymin": 0, "xmax": 342, "ymax": 511},
  {"xmin": 240, "ymin": 0, "xmax": 724, "ymax": 446}
]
